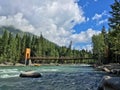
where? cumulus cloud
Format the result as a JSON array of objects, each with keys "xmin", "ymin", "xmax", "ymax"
[
  {"xmin": 0, "ymin": 0, "xmax": 86, "ymax": 46},
  {"xmin": 0, "ymin": 0, "xmax": 100, "ymax": 50},
  {"xmin": 71, "ymin": 28, "xmax": 100, "ymax": 51},
  {"xmin": 70, "ymin": 28, "xmax": 100, "ymax": 43},
  {"xmin": 0, "ymin": 13, "xmax": 35, "ymax": 33}
]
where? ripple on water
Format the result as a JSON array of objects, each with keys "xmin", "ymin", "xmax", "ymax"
[
  {"xmin": 0, "ymin": 65, "xmax": 106, "ymax": 90},
  {"xmin": 0, "ymin": 68, "xmax": 20, "ymax": 78}
]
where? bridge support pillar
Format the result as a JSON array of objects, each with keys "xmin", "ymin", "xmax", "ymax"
[
  {"xmin": 25, "ymin": 59, "xmax": 27, "ymax": 66},
  {"xmin": 25, "ymin": 48, "xmax": 31, "ymax": 66},
  {"xmin": 25, "ymin": 59, "xmax": 32, "ymax": 66},
  {"xmin": 29, "ymin": 59, "xmax": 32, "ymax": 66}
]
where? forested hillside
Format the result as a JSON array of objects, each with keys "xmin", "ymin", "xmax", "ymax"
[
  {"xmin": 92, "ymin": 0, "xmax": 120, "ymax": 64},
  {"xmin": 0, "ymin": 26, "xmax": 92, "ymax": 64}
]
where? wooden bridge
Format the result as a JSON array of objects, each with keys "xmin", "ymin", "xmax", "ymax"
[
  {"xmin": 25, "ymin": 57, "xmax": 96, "ymax": 65},
  {"xmin": 30, "ymin": 57, "xmax": 94, "ymax": 60},
  {"xmin": 24, "ymin": 48, "xmax": 96, "ymax": 65}
]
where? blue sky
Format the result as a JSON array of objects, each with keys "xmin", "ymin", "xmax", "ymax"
[
  {"xmin": 0, "ymin": 0, "xmax": 114, "ymax": 50},
  {"xmin": 73, "ymin": 0, "xmax": 114, "ymax": 50},
  {"xmin": 74, "ymin": 0, "xmax": 114, "ymax": 31}
]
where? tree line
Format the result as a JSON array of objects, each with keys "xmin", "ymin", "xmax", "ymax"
[
  {"xmin": 0, "ymin": 29, "xmax": 92, "ymax": 64},
  {"xmin": 92, "ymin": 0, "xmax": 120, "ymax": 64}
]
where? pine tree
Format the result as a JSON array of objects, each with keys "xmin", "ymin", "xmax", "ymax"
[
  {"xmin": 0, "ymin": 37, "xmax": 4, "ymax": 63},
  {"xmin": 26, "ymin": 35, "xmax": 31, "ymax": 48},
  {"xmin": 108, "ymin": 0, "xmax": 120, "ymax": 63},
  {"xmin": 36, "ymin": 36, "xmax": 42, "ymax": 56},
  {"xmin": 7, "ymin": 32, "xmax": 17, "ymax": 64},
  {"xmin": 39, "ymin": 34, "xmax": 45, "ymax": 57},
  {"xmin": 1, "ymin": 30, "xmax": 9, "ymax": 62},
  {"xmin": 15, "ymin": 34, "xmax": 21, "ymax": 62},
  {"xmin": 31, "ymin": 35, "xmax": 37, "ymax": 56},
  {"xmin": 21, "ymin": 34, "xmax": 26, "ymax": 59},
  {"xmin": 92, "ymin": 33, "xmax": 106, "ymax": 64},
  {"xmin": 101, "ymin": 26, "xmax": 110, "ymax": 63},
  {"xmin": 109, "ymin": 0, "xmax": 120, "ymax": 31}
]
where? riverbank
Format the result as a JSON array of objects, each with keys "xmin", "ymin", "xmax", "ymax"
[
  {"xmin": 0, "ymin": 63, "xmax": 25, "ymax": 66},
  {"xmin": 95, "ymin": 63, "xmax": 120, "ymax": 90},
  {"xmin": 94, "ymin": 63, "xmax": 120, "ymax": 75},
  {"xmin": 0, "ymin": 62, "xmax": 92, "ymax": 67},
  {"xmin": 98, "ymin": 76, "xmax": 120, "ymax": 90}
]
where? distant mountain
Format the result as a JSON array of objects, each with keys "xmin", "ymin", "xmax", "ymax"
[
  {"xmin": 0, "ymin": 26, "xmax": 34, "ymax": 36},
  {"xmin": 0, "ymin": 25, "xmax": 59, "ymax": 47}
]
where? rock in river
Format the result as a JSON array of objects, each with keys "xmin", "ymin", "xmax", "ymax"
[
  {"xmin": 98, "ymin": 76, "xmax": 120, "ymax": 90},
  {"xmin": 19, "ymin": 71, "xmax": 42, "ymax": 78}
]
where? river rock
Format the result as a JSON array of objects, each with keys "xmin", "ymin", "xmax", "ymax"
[
  {"xmin": 98, "ymin": 76, "xmax": 120, "ymax": 90},
  {"xmin": 110, "ymin": 69, "xmax": 120, "ymax": 75},
  {"xmin": 19, "ymin": 71, "xmax": 42, "ymax": 78},
  {"xmin": 102, "ymin": 67, "xmax": 110, "ymax": 73}
]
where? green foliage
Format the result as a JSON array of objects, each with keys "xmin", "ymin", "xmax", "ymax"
[
  {"xmin": 109, "ymin": 0, "xmax": 120, "ymax": 30},
  {"xmin": 0, "ymin": 26, "xmax": 92, "ymax": 64},
  {"xmin": 1, "ymin": 30, "xmax": 9, "ymax": 62},
  {"xmin": 92, "ymin": 0, "xmax": 120, "ymax": 64},
  {"xmin": 92, "ymin": 31, "xmax": 107, "ymax": 64},
  {"xmin": 15, "ymin": 34, "xmax": 21, "ymax": 62},
  {"xmin": 108, "ymin": 0, "xmax": 120, "ymax": 63}
]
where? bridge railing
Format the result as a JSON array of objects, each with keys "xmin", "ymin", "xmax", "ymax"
[
  {"xmin": 30, "ymin": 57, "xmax": 94, "ymax": 60},
  {"xmin": 25, "ymin": 57, "xmax": 96, "ymax": 65}
]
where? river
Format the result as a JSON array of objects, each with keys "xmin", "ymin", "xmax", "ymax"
[{"xmin": 0, "ymin": 64, "xmax": 108, "ymax": 90}]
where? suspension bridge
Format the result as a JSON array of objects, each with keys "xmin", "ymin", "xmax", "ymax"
[{"xmin": 24, "ymin": 48, "xmax": 96, "ymax": 65}]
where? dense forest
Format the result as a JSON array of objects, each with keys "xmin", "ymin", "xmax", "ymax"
[
  {"xmin": 0, "ymin": 26, "xmax": 92, "ymax": 64},
  {"xmin": 92, "ymin": 0, "xmax": 120, "ymax": 64}
]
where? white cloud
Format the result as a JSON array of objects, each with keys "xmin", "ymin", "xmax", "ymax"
[
  {"xmin": 98, "ymin": 19, "xmax": 108, "ymax": 25},
  {"xmin": 75, "ymin": 44, "xmax": 92, "ymax": 51},
  {"xmin": 0, "ymin": 13, "xmax": 35, "ymax": 33},
  {"xmin": 86, "ymin": 17, "xmax": 89, "ymax": 22},
  {"xmin": 92, "ymin": 13, "xmax": 102, "ymax": 20},
  {"xmin": 0, "ymin": 10, "xmax": 100, "ymax": 50},
  {"xmin": 70, "ymin": 28, "xmax": 100, "ymax": 44},
  {"xmin": 0, "ymin": 0, "xmax": 101, "ymax": 51},
  {"xmin": 0, "ymin": 6, "xmax": 2, "ymax": 11},
  {"xmin": 92, "ymin": 11, "xmax": 107, "ymax": 20},
  {"xmin": 83, "ymin": 44, "xmax": 92, "ymax": 51},
  {"xmin": 72, "ymin": 28, "xmax": 101, "ymax": 51},
  {"xmin": 71, "ymin": 28, "xmax": 100, "ymax": 51},
  {"xmin": 0, "ymin": 0, "xmax": 86, "ymax": 47},
  {"xmin": 94, "ymin": 0, "xmax": 98, "ymax": 2}
]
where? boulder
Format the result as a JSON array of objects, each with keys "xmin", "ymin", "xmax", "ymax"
[
  {"xmin": 102, "ymin": 67, "xmax": 110, "ymax": 73},
  {"xmin": 110, "ymin": 69, "xmax": 120, "ymax": 75},
  {"xmin": 98, "ymin": 76, "xmax": 120, "ymax": 90},
  {"xmin": 19, "ymin": 71, "xmax": 42, "ymax": 78}
]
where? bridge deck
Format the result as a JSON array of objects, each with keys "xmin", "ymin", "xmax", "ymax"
[{"xmin": 30, "ymin": 57, "xmax": 94, "ymax": 60}]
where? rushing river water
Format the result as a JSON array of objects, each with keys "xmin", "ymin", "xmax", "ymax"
[{"xmin": 0, "ymin": 64, "xmax": 107, "ymax": 90}]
